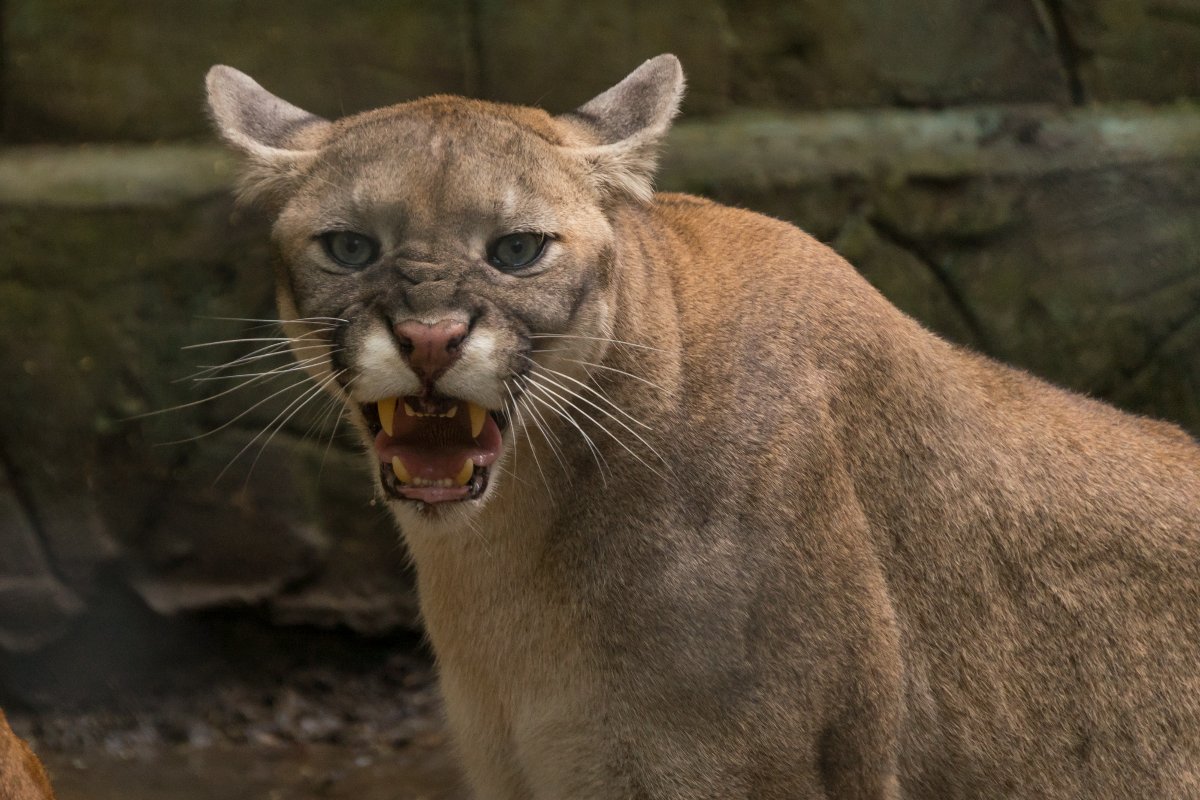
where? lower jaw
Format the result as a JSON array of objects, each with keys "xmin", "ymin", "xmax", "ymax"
[{"xmin": 378, "ymin": 462, "xmax": 492, "ymax": 506}]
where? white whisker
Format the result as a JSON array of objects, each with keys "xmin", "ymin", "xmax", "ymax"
[
  {"xmin": 196, "ymin": 315, "xmax": 344, "ymax": 325},
  {"xmin": 462, "ymin": 514, "xmax": 494, "ymax": 555},
  {"xmin": 182, "ymin": 338, "xmax": 293, "ymax": 368},
  {"xmin": 516, "ymin": 376, "xmax": 570, "ymax": 475},
  {"xmin": 528, "ymin": 333, "xmax": 665, "ymax": 352},
  {"xmin": 506, "ymin": 382, "xmax": 551, "ymax": 496},
  {"xmin": 524, "ymin": 373, "xmax": 671, "ymax": 481},
  {"xmin": 182, "ymin": 336, "xmax": 308, "ymax": 350},
  {"xmin": 501, "ymin": 380, "xmax": 519, "ymax": 476},
  {"xmin": 318, "ymin": 401, "xmax": 350, "ymax": 481},
  {"xmin": 156, "ymin": 371, "xmax": 322, "ymax": 444},
  {"xmin": 563, "ymin": 358, "xmax": 665, "ymax": 391},
  {"xmin": 187, "ymin": 342, "xmax": 332, "ymax": 376},
  {"xmin": 304, "ymin": 377, "xmax": 351, "ymax": 442},
  {"xmin": 520, "ymin": 357, "xmax": 651, "ymax": 431},
  {"xmin": 522, "ymin": 380, "xmax": 609, "ymax": 486},
  {"xmin": 172, "ymin": 344, "xmax": 292, "ymax": 383},
  {"xmin": 219, "ymin": 368, "xmax": 346, "ymax": 484},
  {"xmin": 191, "ymin": 351, "xmax": 335, "ymax": 383},
  {"xmin": 492, "ymin": 463, "xmax": 534, "ymax": 488},
  {"xmin": 133, "ymin": 362, "xmax": 319, "ymax": 420}
]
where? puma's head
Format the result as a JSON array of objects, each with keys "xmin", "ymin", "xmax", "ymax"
[{"xmin": 206, "ymin": 56, "xmax": 684, "ymax": 524}]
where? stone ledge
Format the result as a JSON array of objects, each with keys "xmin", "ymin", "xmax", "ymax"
[
  {"xmin": 2, "ymin": 106, "xmax": 1198, "ymax": 208},
  {"xmin": 0, "ymin": 145, "xmax": 235, "ymax": 207},
  {"xmin": 662, "ymin": 105, "xmax": 1200, "ymax": 188},
  {"xmin": 7, "ymin": 0, "xmax": 1197, "ymax": 142}
]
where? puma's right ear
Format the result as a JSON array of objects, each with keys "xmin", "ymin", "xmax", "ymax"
[
  {"xmin": 564, "ymin": 54, "xmax": 686, "ymax": 204},
  {"xmin": 205, "ymin": 66, "xmax": 330, "ymax": 207}
]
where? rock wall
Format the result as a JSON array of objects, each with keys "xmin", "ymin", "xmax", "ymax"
[{"xmin": 0, "ymin": 1, "xmax": 1197, "ymax": 654}]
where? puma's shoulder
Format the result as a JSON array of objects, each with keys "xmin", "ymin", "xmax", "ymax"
[
  {"xmin": 647, "ymin": 191, "xmax": 867, "ymax": 294},
  {"xmin": 651, "ymin": 191, "xmax": 819, "ymax": 252},
  {"xmin": 642, "ymin": 190, "xmax": 915, "ymax": 365}
]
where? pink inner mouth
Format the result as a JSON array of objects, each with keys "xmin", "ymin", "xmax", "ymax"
[{"xmin": 373, "ymin": 399, "xmax": 503, "ymax": 504}]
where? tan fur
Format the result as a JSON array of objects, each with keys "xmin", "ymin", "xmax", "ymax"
[
  {"xmin": 207, "ymin": 57, "xmax": 1200, "ymax": 799},
  {"xmin": 0, "ymin": 712, "xmax": 55, "ymax": 800}
]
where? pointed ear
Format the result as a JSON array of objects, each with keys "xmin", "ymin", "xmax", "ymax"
[
  {"xmin": 565, "ymin": 54, "xmax": 685, "ymax": 204},
  {"xmin": 205, "ymin": 65, "xmax": 330, "ymax": 207}
]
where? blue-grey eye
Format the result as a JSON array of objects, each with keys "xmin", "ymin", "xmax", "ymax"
[
  {"xmin": 321, "ymin": 231, "xmax": 379, "ymax": 268},
  {"xmin": 488, "ymin": 232, "xmax": 548, "ymax": 272}
]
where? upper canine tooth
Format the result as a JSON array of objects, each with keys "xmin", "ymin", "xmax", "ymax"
[
  {"xmin": 468, "ymin": 402, "xmax": 486, "ymax": 439},
  {"xmin": 403, "ymin": 401, "xmax": 417, "ymax": 417},
  {"xmin": 377, "ymin": 397, "xmax": 397, "ymax": 436}
]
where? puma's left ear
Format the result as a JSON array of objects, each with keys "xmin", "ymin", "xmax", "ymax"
[{"xmin": 564, "ymin": 54, "xmax": 686, "ymax": 204}]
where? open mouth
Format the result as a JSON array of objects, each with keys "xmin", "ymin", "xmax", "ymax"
[{"xmin": 363, "ymin": 396, "xmax": 508, "ymax": 505}]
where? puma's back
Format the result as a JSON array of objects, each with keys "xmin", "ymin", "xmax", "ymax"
[{"xmin": 207, "ymin": 55, "xmax": 1200, "ymax": 798}]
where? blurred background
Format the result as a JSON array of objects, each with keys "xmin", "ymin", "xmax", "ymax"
[{"xmin": 0, "ymin": 1, "xmax": 1197, "ymax": 797}]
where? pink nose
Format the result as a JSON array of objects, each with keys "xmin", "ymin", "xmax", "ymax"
[{"xmin": 393, "ymin": 319, "xmax": 469, "ymax": 382}]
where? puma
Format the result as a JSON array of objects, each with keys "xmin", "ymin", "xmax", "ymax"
[
  {"xmin": 206, "ymin": 55, "xmax": 1200, "ymax": 798},
  {"xmin": 0, "ymin": 711, "xmax": 55, "ymax": 800}
]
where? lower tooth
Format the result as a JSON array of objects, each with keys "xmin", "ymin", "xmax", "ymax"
[
  {"xmin": 454, "ymin": 458, "xmax": 473, "ymax": 486},
  {"xmin": 391, "ymin": 457, "xmax": 411, "ymax": 484}
]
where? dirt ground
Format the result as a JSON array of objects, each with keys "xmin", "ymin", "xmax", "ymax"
[
  {"xmin": 17, "ymin": 665, "xmax": 464, "ymax": 799},
  {"xmin": 2, "ymin": 607, "xmax": 467, "ymax": 799},
  {"xmin": 41, "ymin": 743, "xmax": 463, "ymax": 800}
]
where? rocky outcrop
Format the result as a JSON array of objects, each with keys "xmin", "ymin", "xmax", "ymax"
[
  {"xmin": 660, "ymin": 107, "xmax": 1200, "ymax": 431},
  {"xmin": 5, "ymin": 0, "xmax": 1199, "ymax": 141}
]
